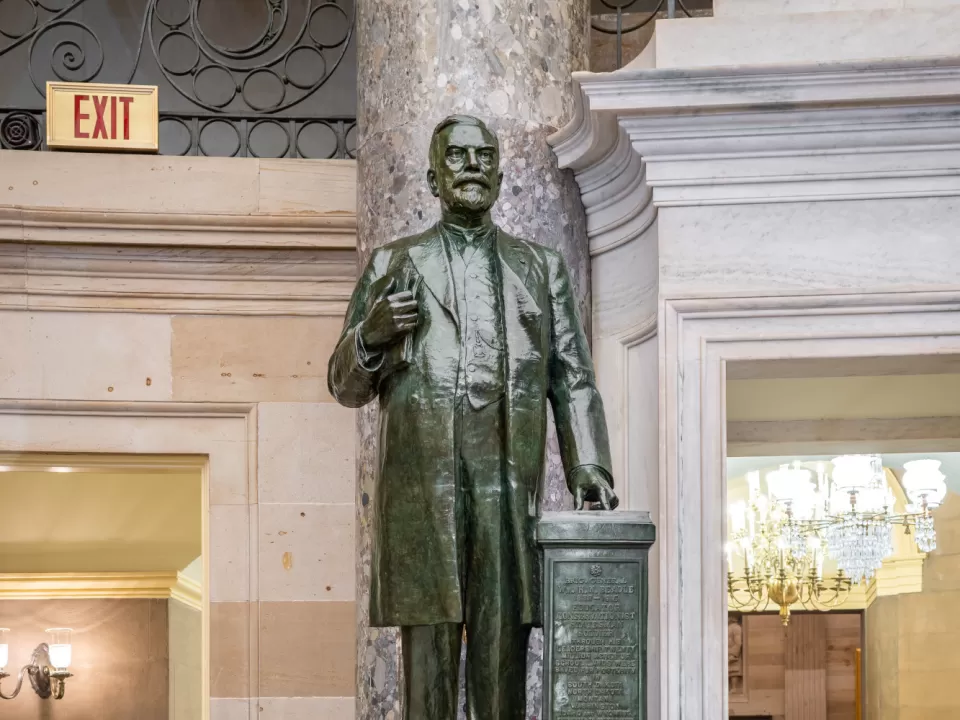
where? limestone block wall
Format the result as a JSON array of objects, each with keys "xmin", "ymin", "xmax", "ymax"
[
  {"xmin": 865, "ymin": 493, "xmax": 960, "ymax": 719},
  {"xmin": 0, "ymin": 150, "xmax": 359, "ymax": 720}
]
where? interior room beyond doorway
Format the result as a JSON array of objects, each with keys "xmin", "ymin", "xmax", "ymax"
[
  {"xmin": 724, "ymin": 354, "xmax": 960, "ymax": 720},
  {"xmin": 0, "ymin": 453, "xmax": 205, "ymax": 720}
]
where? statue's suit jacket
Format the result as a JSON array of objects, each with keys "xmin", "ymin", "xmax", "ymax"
[{"xmin": 328, "ymin": 223, "xmax": 613, "ymax": 628}]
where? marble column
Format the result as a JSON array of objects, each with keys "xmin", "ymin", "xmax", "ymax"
[{"xmin": 355, "ymin": 1, "xmax": 591, "ymax": 718}]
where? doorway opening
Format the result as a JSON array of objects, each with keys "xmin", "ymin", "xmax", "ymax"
[
  {"xmin": 0, "ymin": 453, "xmax": 206, "ymax": 720},
  {"xmin": 725, "ymin": 355, "xmax": 960, "ymax": 720}
]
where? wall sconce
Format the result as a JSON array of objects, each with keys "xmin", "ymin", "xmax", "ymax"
[{"xmin": 0, "ymin": 628, "xmax": 73, "ymax": 700}]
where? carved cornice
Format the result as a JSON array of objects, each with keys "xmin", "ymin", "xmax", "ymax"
[
  {"xmin": 551, "ymin": 89, "xmax": 656, "ymax": 257},
  {"xmin": 567, "ymin": 57, "xmax": 960, "ymax": 114},
  {"xmin": 551, "ymin": 56, "xmax": 960, "ymax": 214},
  {"xmin": 170, "ymin": 572, "xmax": 203, "ymax": 611},
  {"xmin": 0, "ymin": 571, "xmax": 205, "ymax": 607},
  {"xmin": 0, "ymin": 241, "xmax": 355, "ymax": 316},
  {"xmin": 0, "ymin": 572, "xmax": 180, "ymax": 600},
  {"xmin": 0, "ymin": 207, "xmax": 356, "ymax": 249}
]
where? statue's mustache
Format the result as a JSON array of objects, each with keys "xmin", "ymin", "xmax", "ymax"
[{"xmin": 454, "ymin": 175, "xmax": 490, "ymax": 189}]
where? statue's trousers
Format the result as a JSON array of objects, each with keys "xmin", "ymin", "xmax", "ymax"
[{"xmin": 401, "ymin": 397, "xmax": 532, "ymax": 720}]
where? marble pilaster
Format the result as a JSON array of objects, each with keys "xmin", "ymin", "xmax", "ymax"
[{"xmin": 355, "ymin": 1, "xmax": 591, "ymax": 717}]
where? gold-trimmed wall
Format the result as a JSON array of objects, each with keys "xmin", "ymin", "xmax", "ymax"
[{"xmin": 0, "ymin": 150, "xmax": 359, "ymax": 720}]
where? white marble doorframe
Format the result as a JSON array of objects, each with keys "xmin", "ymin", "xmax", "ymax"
[{"xmin": 659, "ymin": 290, "xmax": 960, "ymax": 720}]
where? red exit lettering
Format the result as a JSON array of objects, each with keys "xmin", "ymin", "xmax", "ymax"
[{"xmin": 73, "ymin": 94, "xmax": 135, "ymax": 140}]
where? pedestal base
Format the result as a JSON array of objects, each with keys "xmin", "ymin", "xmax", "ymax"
[{"xmin": 539, "ymin": 511, "xmax": 655, "ymax": 720}]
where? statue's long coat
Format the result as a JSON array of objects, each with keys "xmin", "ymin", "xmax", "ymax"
[{"xmin": 328, "ymin": 225, "xmax": 612, "ymax": 627}]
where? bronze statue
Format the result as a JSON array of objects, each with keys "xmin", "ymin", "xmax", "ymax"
[{"xmin": 328, "ymin": 115, "xmax": 618, "ymax": 720}]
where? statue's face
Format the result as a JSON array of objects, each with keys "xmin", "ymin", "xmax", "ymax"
[{"xmin": 429, "ymin": 123, "xmax": 502, "ymax": 217}]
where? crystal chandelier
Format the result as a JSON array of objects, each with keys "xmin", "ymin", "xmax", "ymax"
[{"xmin": 726, "ymin": 456, "xmax": 948, "ymax": 625}]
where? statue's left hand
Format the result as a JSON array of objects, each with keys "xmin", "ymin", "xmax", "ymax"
[{"xmin": 570, "ymin": 467, "xmax": 619, "ymax": 511}]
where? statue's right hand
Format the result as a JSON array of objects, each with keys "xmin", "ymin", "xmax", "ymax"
[{"xmin": 358, "ymin": 278, "xmax": 419, "ymax": 351}]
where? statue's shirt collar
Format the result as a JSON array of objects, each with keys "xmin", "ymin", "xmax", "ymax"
[{"xmin": 439, "ymin": 221, "xmax": 497, "ymax": 248}]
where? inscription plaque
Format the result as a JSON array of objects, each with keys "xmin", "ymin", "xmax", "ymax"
[{"xmin": 539, "ymin": 511, "xmax": 655, "ymax": 720}]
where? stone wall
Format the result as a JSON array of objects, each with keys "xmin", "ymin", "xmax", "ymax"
[
  {"xmin": 0, "ymin": 150, "xmax": 359, "ymax": 720},
  {"xmin": 865, "ymin": 492, "xmax": 960, "ymax": 719}
]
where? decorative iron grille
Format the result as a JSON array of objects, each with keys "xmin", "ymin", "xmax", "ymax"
[
  {"xmin": 591, "ymin": 0, "xmax": 712, "ymax": 69},
  {"xmin": 0, "ymin": 0, "xmax": 357, "ymax": 158}
]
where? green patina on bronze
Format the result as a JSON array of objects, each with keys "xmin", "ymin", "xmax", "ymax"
[
  {"xmin": 539, "ymin": 511, "xmax": 655, "ymax": 720},
  {"xmin": 328, "ymin": 115, "xmax": 618, "ymax": 720}
]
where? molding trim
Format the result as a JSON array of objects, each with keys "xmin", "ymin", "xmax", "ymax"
[
  {"xmin": 550, "ymin": 93, "xmax": 657, "ymax": 257},
  {"xmin": 569, "ymin": 57, "xmax": 960, "ymax": 114},
  {"xmin": 0, "ymin": 572, "xmax": 180, "ymax": 600},
  {"xmin": 0, "ymin": 207, "xmax": 357, "ymax": 249},
  {"xmin": 0, "ymin": 400, "xmax": 256, "ymax": 417},
  {"xmin": 550, "ymin": 56, "xmax": 960, "ymax": 210},
  {"xmin": 619, "ymin": 316, "xmax": 658, "ymax": 349},
  {"xmin": 0, "ymin": 242, "xmax": 354, "ymax": 316},
  {"xmin": 0, "ymin": 571, "xmax": 206, "ymax": 607},
  {"xmin": 171, "ymin": 572, "xmax": 204, "ymax": 611}
]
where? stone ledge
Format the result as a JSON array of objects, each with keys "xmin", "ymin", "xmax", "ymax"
[
  {"xmin": 0, "ymin": 207, "xmax": 356, "ymax": 249},
  {"xmin": 539, "ymin": 510, "xmax": 656, "ymax": 544},
  {"xmin": 0, "ymin": 241, "xmax": 355, "ymax": 316},
  {"xmin": 552, "ymin": 57, "xmax": 960, "ymax": 211},
  {"xmin": 0, "ymin": 150, "xmax": 357, "ymax": 250}
]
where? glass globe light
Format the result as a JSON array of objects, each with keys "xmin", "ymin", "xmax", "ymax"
[
  {"xmin": 902, "ymin": 459, "xmax": 948, "ymax": 509},
  {"xmin": 830, "ymin": 455, "xmax": 883, "ymax": 493},
  {"xmin": 0, "ymin": 628, "xmax": 8, "ymax": 671},
  {"xmin": 728, "ymin": 501, "xmax": 747, "ymax": 534},
  {"xmin": 765, "ymin": 464, "xmax": 815, "ymax": 510},
  {"xmin": 45, "ymin": 629, "xmax": 72, "ymax": 670}
]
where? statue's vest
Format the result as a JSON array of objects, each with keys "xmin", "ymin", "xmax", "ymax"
[{"xmin": 448, "ymin": 232, "xmax": 506, "ymax": 410}]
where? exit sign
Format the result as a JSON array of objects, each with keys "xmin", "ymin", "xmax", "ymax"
[{"xmin": 46, "ymin": 82, "xmax": 159, "ymax": 152}]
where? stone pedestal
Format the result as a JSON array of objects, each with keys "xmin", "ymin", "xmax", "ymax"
[
  {"xmin": 355, "ymin": 2, "xmax": 591, "ymax": 718},
  {"xmin": 539, "ymin": 512, "xmax": 656, "ymax": 720}
]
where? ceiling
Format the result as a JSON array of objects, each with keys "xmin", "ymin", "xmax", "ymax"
[
  {"xmin": 0, "ymin": 467, "xmax": 202, "ymax": 574},
  {"xmin": 727, "ymin": 373, "xmax": 960, "ymax": 422}
]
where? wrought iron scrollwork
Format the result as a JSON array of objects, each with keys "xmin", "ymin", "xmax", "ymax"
[
  {"xmin": 0, "ymin": 0, "xmax": 356, "ymax": 157},
  {"xmin": 146, "ymin": 0, "xmax": 354, "ymax": 115},
  {"xmin": 592, "ymin": 0, "xmax": 696, "ymax": 69},
  {"xmin": 0, "ymin": 112, "xmax": 43, "ymax": 150},
  {"xmin": 158, "ymin": 113, "xmax": 356, "ymax": 158}
]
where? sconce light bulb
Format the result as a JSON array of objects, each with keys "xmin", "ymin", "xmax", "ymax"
[
  {"xmin": 48, "ymin": 644, "xmax": 71, "ymax": 670},
  {"xmin": 45, "ymin": 629, "xmax": 73, "ymax": 670},
  {"xmin": 0, "ymin": 629, "xmax": 8, "ymax": 671}
]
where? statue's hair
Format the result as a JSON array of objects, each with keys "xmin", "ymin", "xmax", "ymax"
[{"xmin": 429, "ymin": 115, "xmax": 498, "ymax": 170}]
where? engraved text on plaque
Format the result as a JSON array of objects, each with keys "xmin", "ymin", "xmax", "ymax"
[{"xmin": 539, "ymin": 511, "xmax": 654, "ymax": 720}]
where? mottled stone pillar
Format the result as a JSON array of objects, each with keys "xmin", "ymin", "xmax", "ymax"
[{"xmin": 355, "ymin": 1, "xmax": 591, "ymax": 718}]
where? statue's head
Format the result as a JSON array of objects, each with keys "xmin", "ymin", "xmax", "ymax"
[{"xmin": 427, "ymin": 115, "xmax": 502, "ymax": 220}]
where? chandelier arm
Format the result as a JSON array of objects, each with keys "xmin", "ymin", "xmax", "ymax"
[{"xmin": 728, "ymin": 580, "xmax": 763, "ymax": 610}]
